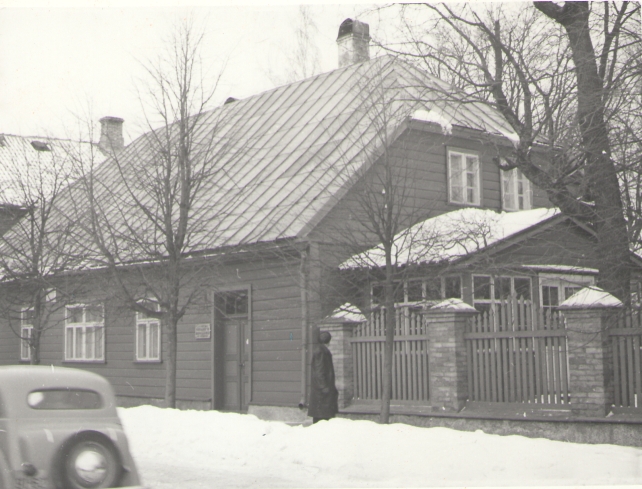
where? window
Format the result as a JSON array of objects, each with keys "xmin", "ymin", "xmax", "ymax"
[
  {"xmin": 65, "ymin": 304, "xmax": 104, "ymax": 362},
  {"xmin": 216, "ymin": 290, "xmax": 249, "ymax": 317},
  {"xmin": 448, "ymin": 149, "xmax": 480, "ymax": 205},
  {"xmin": 27, "ymin": 389, "xmax": 102, "ymax": 410},
  {"xmin": 473, "ymin": 275, "xmax": 532, "ymax": 314},
  {"xmin": 371, "ymin": 276, "xmax": 462, "ymax": 305},
  {"xmin": 501, "ymin": 166, "xmax": 532, "ymax": 211},
  {"xmin": 136, "ymin": 301, "xmax": 161, "ymax": 362},
  {"xmin": 20, "ymin": 308, "xmax": 34, "ymax": 361}
]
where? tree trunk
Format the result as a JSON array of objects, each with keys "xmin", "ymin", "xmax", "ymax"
[
  {"xmin": 534, "ymin": 1, "xmax": 631, "ymax": 301},
  {"xmin": 165, "ymin": 315, "xmax": 178, "ymax": 408},
  {"xmin": 30, "ymin": 330, "xmax": 41, "ymax": 365},
  {"xmin": 380, "ymin": 262, "xmax": 395, "ymax": 424}
]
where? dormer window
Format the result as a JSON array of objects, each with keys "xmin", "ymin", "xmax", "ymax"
[
  {"xmin": 448, "ymin": 148, "xmax": 480, "ymax": 206},
  {"xmin": 501, "ymin": 165, "xmax": 532, "ymax": 211}
]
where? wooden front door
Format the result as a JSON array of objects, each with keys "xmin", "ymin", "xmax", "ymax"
[{"xmin": 220, "ymin": 318, "xmax": 250, "ymax": 411}]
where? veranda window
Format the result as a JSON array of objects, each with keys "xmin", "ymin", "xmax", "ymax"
[
  {"xmin": 448, "ymin": 149, "xmax": 480, "ymax": 205},
  {"xmin": 65, "ymin": 304, "xmax": 104, "ymax": 362},
  {"xmin": 20, "ymin": 308, "xmax": 34, "ymax": 361},
  {"xmin": 371, "ymin": 276, "xmax": 462, "ymax": 305},
  {"xmin": 136, "ymin": 302, "xmax": 161, "ymax": 362},
  {"xmin": 472, "ymin": 275, "xmax": 532, "ymax": 315}
]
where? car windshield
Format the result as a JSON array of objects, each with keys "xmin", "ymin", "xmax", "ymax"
[{"xmin": 27, "ymin": 389, "xmax": 102, "ymax": 410}]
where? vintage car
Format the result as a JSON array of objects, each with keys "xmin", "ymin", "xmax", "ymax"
[{"xmin": 0, "ymin": 365, "xmax": 143, "ymax": 489}]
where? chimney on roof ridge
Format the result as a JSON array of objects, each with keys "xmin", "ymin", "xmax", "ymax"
[
  {"xmin": 99, "ymin": 116, "xmax": 124, "ymax": 154},
  {"xmin": 337, "ymin": 18, "xmax": 370, "ymax": 68}
]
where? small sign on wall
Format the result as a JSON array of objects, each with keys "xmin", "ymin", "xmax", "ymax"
[{"xmin": 194, "ymin": 323, "xmax": 211, "ymax": 340}]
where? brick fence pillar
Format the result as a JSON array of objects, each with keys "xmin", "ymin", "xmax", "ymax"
[
  {"xmin": 559, "ymin": 286, "xmax": 622, "ymax": 417},
  {"xmin": 422, "ymin": 299, "xmax": 477, "ymax": 412},
  {"xmin": 318, "ymin": 319, "xmax": 360, "ymax": 408}
]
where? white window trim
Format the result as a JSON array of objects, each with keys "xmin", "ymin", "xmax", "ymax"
[
  {"xmin": 136, "ymin": 302, "xmax": 161, "ymax": 363},
  {"xmin": 501, "ymin": 164, "xmax": 532, "ymax": 211},
  {"xmin": 448, "ymin": 148, "xmax": 481, "ymax": 206},
  {"xmin": 20, "ymin": 308, "xmax": 33, "ymax": 361},
  {"xmin": 64, "ymin": 304, "xmax": 105, "ymax": 362}
]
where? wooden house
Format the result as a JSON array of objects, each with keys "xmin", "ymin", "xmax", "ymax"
[{"xmin": 0, "ymin": 19, "xmax": 627, "ymax": 420}]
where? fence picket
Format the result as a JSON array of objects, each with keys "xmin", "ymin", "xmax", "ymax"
[
  {"xmin": 613, "ymin": 334, "xmax": 622, "ymax": 406},
  {"xmin": 620, "ymin": 335, "xmax": 629, "ymax": 407}
]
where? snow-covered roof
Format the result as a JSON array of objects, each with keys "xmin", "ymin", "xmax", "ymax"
[
  {"xmin": 0, "ymin": 134, "xmax": 99, "ymax": 206},
  {"xmin": 522, "ymin": 265, "xmax": 599, "ymax": 274},
  {"xmin": 2, "ymin": 56, "xmax": 521, "ymax": 269},
  {"xmin": 342, "ymin": 207, "xmax": 560, "ymax": 269},
  {"xmin": 558, "ymin": 286, "xmax": 622, "ymax": 309}
]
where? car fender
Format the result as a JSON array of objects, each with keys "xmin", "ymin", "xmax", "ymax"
[{"xmin": 0, "ymin": 449, "xmax": 11, "ymax": 489}]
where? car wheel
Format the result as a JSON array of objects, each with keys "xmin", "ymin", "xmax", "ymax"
[{"xmin": 62, "ymin": 437, "xmax": 121, "ymax": 489}]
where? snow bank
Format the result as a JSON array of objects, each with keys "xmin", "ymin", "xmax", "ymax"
[{"xmin": 119, "ymin": 405, "xmax": 642, "ymax": 488}]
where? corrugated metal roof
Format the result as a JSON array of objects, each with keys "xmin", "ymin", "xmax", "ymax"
[{"xmin": 4, "ymin": 56, "xmax": 521, "ymax": 266}]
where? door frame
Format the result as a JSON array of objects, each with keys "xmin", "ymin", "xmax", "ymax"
[{"xmin": 211, "ymin": 284, "xmax": 252, "ymax": 410}]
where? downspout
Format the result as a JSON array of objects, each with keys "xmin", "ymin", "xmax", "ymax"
[{"xmin": 299, "ymin": 248, "xmax": 309, "ymax": 409}]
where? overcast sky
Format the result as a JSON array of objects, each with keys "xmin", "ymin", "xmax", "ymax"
[{"xmin": 0, "ymin": 1, "xmax": 390, "ymax": 143}]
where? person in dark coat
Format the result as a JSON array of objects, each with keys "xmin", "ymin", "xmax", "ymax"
[{"xmin": 307, "ymin": 331, "xmax": 338, "ymax": 423}]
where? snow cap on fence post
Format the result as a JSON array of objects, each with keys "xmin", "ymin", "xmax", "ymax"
[
  {"xmin": 559, "ymin": 286, "xmax": 621, "ymax": 417},
  {"xmin": 427, "ymin": 298, "xmax": 478, "ymax": 312},
  {"xmin": 558, "ymin": 286, "xmax": 622, "ymax": 309},
  {"xmin": 422, "ymin": 298, "xmax": 477, "ymax": 412}
]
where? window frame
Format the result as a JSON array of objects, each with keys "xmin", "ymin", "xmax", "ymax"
[
  {"xmin": 135, "ymin": 301, "xmax": 161, "ymax": 363},
  {"xmin": 64, "ymin": 304, "xmax": 105, "ymax": 363},
  {"xmin": 472, "ymin": 275, "xmax": 533, "ymax": 314},
  {"xmin": 447, "ymin": 148, "xmax": 481, "ymax": 206},
  {"xmin": 370, "ymin": 275, "xmax": 462, "ymax": 306},
  {"xmin": 501, "ymin": 164, "xmax": 532, "ymax": 211},
  {"xmin": 20, "ymin": 308, "xmax": 33, "ymax": 362}
]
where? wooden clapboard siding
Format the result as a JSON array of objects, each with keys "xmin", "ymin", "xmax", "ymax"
[
  {"xmin": 213, "ymin": 255, "xmax": 304, "ymax": 406},
  {"xmin": 488, "ymin": 219, "xmax": 599, "ymax": 269},
  {"xmin": 310, "ymin": 129, "xmax": 552, "ymax": 245},
  {"xmin": 0, "ymin": 252, "xmax": 306, "ymax": 406},
  {"xmin": 252, "ymin": 350, "xmax": 300, "ymax": 362}
]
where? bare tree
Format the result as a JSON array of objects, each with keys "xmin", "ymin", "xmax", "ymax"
[
  {"xmin": 264, "ymin": 6, "xmax": 322, "ymax": 85},
  {"xmin": 316, "ymin": 58, "xmax": 449, "ymax": 423},
  {"xmin": 67, "ymin": 18, "xmax": 240, "ymax": 408},
  {"xmin": 384, "ymin": 1, "xmax": 641, "ymax": 301},
  {"xmin": 0, "ymin": 136, "xmax": 95, "ymax": 364}
]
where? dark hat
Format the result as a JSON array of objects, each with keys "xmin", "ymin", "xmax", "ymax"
[{"xmin": 318, "ymin": 331, "xmax": 332, "ymax": 344}]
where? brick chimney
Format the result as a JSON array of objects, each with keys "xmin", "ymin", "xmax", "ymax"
[
  {"xmin": 99, "ymin": 116, "xmax": 124, "ymax": 154},
  {"xmin": 337, "ymin": 19, "xmax": 370, "ymax": 68}
]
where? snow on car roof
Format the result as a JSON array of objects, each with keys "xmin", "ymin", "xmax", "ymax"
[{"xmin": 342, "ymin": 207, "xmax": 561, "ymax": 269}]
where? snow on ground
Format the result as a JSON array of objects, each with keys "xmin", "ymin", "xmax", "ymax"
[{"xmin": 119, "ymin": 405, "xmax": 642, "ymax": 488}]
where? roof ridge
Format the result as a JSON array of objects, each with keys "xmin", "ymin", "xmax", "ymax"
[
  {"xmin": 202, "ymin": 54, "xmax": 398, "ymax": 117},
  {"xmin": 0, "ymin": 133, "xmax": 95, "ymax": 145}
]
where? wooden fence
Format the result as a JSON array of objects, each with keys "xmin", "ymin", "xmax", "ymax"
[
  {"xmin": 350, "ymin": 307, "xmax": 429, "ymax": 402},
  {"xmin": 465, "ymin": 297, "xmax": 570, "ymax": 406},
  {"xmin": 610, "ymin": 309, "xmax": 642, "ymax": 410}
]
